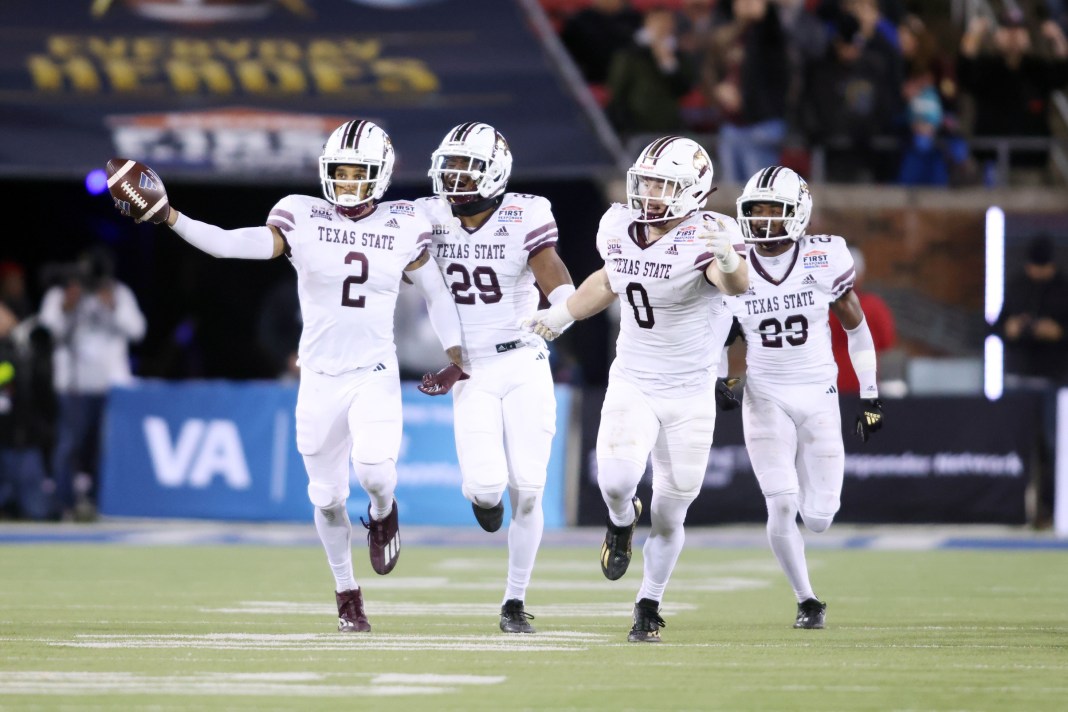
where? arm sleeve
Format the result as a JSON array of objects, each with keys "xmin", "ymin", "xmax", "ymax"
[
  {"xmin": 170, "ymin": 212, "xmax": 276, "ymax": 260},
  {"xmin": 406, "ymin": 260, "xmax": 463, "ymax": 353},
  {"xmin": 846, "ymin": 317, "xmax": 879, "ymax": 399}
]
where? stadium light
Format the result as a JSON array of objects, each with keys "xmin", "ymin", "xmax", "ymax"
[
  {"xmin": 983, "ymin": 206, "xmax": 1004, "ymax": 401},
  {"xmin": 85, "ymin": 168, "xmax": 108, "ymax": 196}
]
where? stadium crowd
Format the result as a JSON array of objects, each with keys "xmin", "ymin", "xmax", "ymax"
[{"xmin": 544, "ymin": 0, "xmax": 1068, "ymax": 185}]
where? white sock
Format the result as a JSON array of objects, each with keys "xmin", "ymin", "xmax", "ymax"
[
  {"xmin": 637, "ymin": 492, "xmax": 690, "ymax": 602},
  {"xmin": 503, "ymin": 489, "xmax": 544, "ymax": 603},
  {"xmin": 314, "ymin": 504, "xmax": 357, "ymax": 592},
  {"xmin": 765, "ymin": 493, "xmax": 815, "ymax": 602}
]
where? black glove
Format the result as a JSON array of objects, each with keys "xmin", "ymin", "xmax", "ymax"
[
  {"xmin": 715, "ymin": 377, "xmax": 740, "ymax": 411},
  {"xmin": 417, "ymin": 363, "xmax": 470, "ymax": 396},
  {"xmin": 855, "ymin": 398, "xmax": 884, "ymax": 442}
]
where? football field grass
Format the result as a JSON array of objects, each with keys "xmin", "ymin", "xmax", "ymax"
[{"xmin": 1, "ymin": 533, "xmax": 1067, "ymax": 711}]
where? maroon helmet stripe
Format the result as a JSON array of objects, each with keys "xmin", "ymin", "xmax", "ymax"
[
  {"xmin": 452, "ymin": 122, "xmax": 477, "ymax": 143},
  {"xmin": 343, "ymin": 120, "xmax": 366, "ymax": 151}
]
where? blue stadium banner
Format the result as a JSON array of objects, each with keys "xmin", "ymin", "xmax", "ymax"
[
  {"xmin": 0, "ymin": 0, "xmax": 614, "ymax": 182},
  {"xmin": 100, "ymin": 379, "xmax": 572, "ymax": 526}
]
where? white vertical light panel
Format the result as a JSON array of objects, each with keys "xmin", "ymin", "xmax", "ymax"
[
  {"xmin": 1055, "ymin": 388, "xmax": 1068, "ymax": 537},
  {"xmin": 984, "ymin": 206, "xmax": 1005, "ymax": 401}
]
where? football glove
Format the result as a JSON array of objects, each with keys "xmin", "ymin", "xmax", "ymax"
[
  {"xmin": 855, "ymin": 398, "xmax": 884, "ymax": 443},
  {"xmin": 704, "ymin": 226, "xmax": 740, "ymax": 273},
  {"xmin": 417, "ymin": 363, "xmax": 469, "ymax": 396},
  {"xmin": 715, "ymin": 377, "xmax": 740, "ymax": 411}
]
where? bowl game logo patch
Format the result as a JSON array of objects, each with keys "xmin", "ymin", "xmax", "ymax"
[
  {"xmin": 803, "ymin": 250, "xmax": 829, "ymax": 269},
  {"xmin": 498, "ymin": 205, "xmax": 524, "ymax": 223}
]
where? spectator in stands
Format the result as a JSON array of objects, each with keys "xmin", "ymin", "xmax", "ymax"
[
  {"xmin": 995, "ymin": 234, "xmax": 1068, "ymax": 387},
  {"xmin": 560, "ymin": 0, "xmax": 643, "ymax": 86},
  {"xmin": 38, "ymin": 246, "xmax": 146, "ymax": 521},
  {"xmin": 995, "ymin": 233, "xmax": 1068, "ymax": 529},
  {"xmin": 699, "ymin": 0, "xmax": 792, "ymax": 184},
  {"xmin": 0, "ymin": 262, "xmax": 32, "ymax": 321},
  {"xmin": 606, "ymin": 7, "xmax": 698, "ymax": 138},
  {"xmin": 0, "ymin": 303, "xmax": 56, "ymax": 521},
  {"xmin": 957, "ymin": 9, "xmax": 1068, "ymax": 178},
  {"xmin": 829, "ymin": 245, "xmax": 896, "ymax": 394},
  {"xmin": 799, "ymin": 3, "xmax": 905, "ymax": 182}
]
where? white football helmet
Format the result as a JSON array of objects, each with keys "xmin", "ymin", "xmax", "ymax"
[
  {"xmin": 319, "ymin": 120, "xmax": 395, "ymax": 208},
  {"xmin": 737, "ymin": 166, "xmax": 812, "ymax": 243},
  {"xmin": 429, "ymin": 122, "xmax": 512, "ymax": 203},
  {"xmin": 626, "ymin": 136, "xmax": 714, "ymax": 223}
]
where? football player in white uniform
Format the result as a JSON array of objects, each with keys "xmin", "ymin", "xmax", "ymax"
[
  {"xmin": 113, "ymin": 120, "xmax": 466, "ymax": 634},
  {"xmin": 726, "ymin": 165, "xmax": 884, "ymax": 630},
  {"xmin": 418, "ymin": 122, "xmax": 574, "ymax": 633},
  {"xmin": 524, "ymin": 136, "xmax": 749, "ymax": 642}
]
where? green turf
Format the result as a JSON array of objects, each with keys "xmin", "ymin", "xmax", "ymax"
[{"xmin": 1, "ymin": 542, "xmax": 1066, "ymax": 711}]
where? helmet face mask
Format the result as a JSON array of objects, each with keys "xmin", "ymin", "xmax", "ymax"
[
  {"xmin": 429, "ymin": 123, "xmax": 512, "ymax": 206},
  {"xmin": 626, "ymin": 136, "xmax": 714, "ymax": 224},
  {"xmin": 319, "ymin": 120, "xmax": 395, "ymax": 208},
  {"xmin": 737, "ymin": 166, "xmax": 812, "ymax": 244}
]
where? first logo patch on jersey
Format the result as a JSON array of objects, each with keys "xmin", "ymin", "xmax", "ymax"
[
  {"xmin": 674, "ymin": 226, "xmax": 698, "ymax": 243},
  {"xmin": 389, "ymin": 203, "xmax": 415, "ymax": 216},
  {"xmin": 803, "ymin": 250, "xmax": 829, "ymax": 269},
  {"xmin": 498, "ymin": 205, "xmax": 524, "ymax": 223}
]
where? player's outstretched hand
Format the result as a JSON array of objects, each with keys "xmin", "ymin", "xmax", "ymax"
[
  {"xmin": 418, "ymin": 363, "xmax": 469, "ymax": 396},
  {"xmin": 855, "ymin": 398, "xmax": 884, "ymax": 442},
  {"xmin": 715, "ymin": 377, "xmax": 741, "ymax": 411}
]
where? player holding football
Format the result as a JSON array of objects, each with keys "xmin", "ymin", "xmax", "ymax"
[
  {"xmin": 110, "ymin": 120, "xmax": 466, "ymax": 633},
  {"xmin": 523, "ymin": 136, "xmax": 748, "ymax": 642},
  {"xmin": 725, "ymin": 165, "xmax": 884, "ymax": 629},
  {"xmin": 416, "ymin": 123, "xmax": 574, "ymax": 633}
]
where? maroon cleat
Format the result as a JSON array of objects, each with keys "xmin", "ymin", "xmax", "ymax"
[
  {"xmin": 362, "ymin": 498, "xmax": 401, "ymax": 575},
  {"xmin": 335, "ymin": 589, "xmax": 371, "ymax": 633}
]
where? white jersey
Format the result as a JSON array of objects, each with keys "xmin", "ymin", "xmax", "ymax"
[
  {"xmin": 597, "ymin": 203, "xmax": 738, "ymax": 394},
  {"xmin": 417, "ymin": 193, "xmax": 557, "ymax": 361},
  {"xmin": 267, "ymin": 195, "xmax": 430, "ymax": 376},
  {"xmin": 727, "ymin": 234, "xmax": 855, "ymax": 385}
]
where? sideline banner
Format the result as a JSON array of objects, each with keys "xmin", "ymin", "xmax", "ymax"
[
  {"xmin": 575, "ymin": 391, "xmax": 1040, "ymax": 525},
  {"xmin": 100, "ymin": 379, "xmax": 572, "ymax": 526}
]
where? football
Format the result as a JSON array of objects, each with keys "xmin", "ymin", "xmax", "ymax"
[{"xmin": 105, "ymin": 158, "xmax": 170, "ymax": 224}]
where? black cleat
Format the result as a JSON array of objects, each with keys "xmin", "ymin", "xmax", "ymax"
[
  {"xmin": 362, "ymin": 498, "xmax": 400, "ymax": 575},
  {"xmin": 794, "ymin": 598, "xmax": 827, "ymax": 629},
  {"xmin": 499, "ymin": 599, "xmax": 535, "ymax": 633},
  {"xmin": 336, "ymin": 589, "xmax": 371, "ymax": 633},
  {"xmin": 627, "ymin": 597, "xmax": 665, "ymax": 643},
  {"xmin": 472, "ymin": 500, "xmax": 504, "ymax": 533},
  {"xmin": 601, "ymin": 496, "xmax": 642, "ymax": 580}
]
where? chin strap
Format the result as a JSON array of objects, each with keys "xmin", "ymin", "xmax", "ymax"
[{"xmin": 450, "ymin": 194, "xmax": 503, "ymax": 217}]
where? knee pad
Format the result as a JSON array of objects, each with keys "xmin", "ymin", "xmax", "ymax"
[
  {"xmin": 800, "ymin": 492, "xmax": 839, "ymax": 533},
  {"xmin": 463, "ymin": 484, "xmax": 504, "ymax": 510},
  {"xmin": 352, "ymin": 459, "xmax": 395, "ymax": 499},
  {"xmin": 801, "ymin": 512, "xmax": 834, "ymax": 533},
  {"xmin": 765, "ymin": 493, "xmax": 800, "ymax": 537},
  {"xmin": 597, "ymin": 457, "xmax": 644, "ymax": 505},
  {"xmin": 307, "ymin": 481, "xmax": 346, "ymax": 509},
  {"xmin": 511, "ymin": 490, "xmax": 542, "ymax": 519}
]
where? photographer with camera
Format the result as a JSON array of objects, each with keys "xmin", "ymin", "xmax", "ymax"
[{"xmin": 38, "ymin": 246, "xmax": 145, "ymax": 520}]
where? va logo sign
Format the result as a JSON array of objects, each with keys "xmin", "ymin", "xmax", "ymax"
[{"xmin": 143, "ymin": 416, "xmax": 251, "ymax": 489}]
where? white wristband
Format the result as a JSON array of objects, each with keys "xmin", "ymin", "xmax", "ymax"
[
  {"xmin": 547, "ymin": 283, "xmax": 576, "ymax": 306},
  {"xmin": 717, "ymin": 247, "xmax": 740, "ymax": 273}
]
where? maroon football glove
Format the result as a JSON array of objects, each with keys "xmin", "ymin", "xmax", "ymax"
[{"xmin": 418, "ymin": 363, "xmax": 470, "ymax": 396}]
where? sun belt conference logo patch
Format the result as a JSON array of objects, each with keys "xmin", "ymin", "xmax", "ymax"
[{"xmin": 606, "ymin": 238, "xmax": 622, "ymax": 255}]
